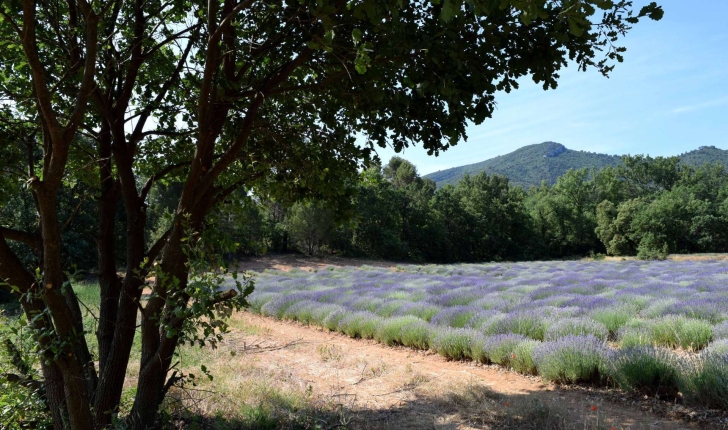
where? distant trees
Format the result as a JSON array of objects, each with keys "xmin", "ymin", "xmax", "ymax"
[
  {"xmin": 271, "ymin": 154, "xmax": 728, "ymax": 262},
  {"xmin": 593, "ymin": 158, "xmax": 728, "ymax": 258}
]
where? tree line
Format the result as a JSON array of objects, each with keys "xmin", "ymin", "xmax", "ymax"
[{"xmin": 248, "ymin": 154, "xmax": 728, "ymax": 262}]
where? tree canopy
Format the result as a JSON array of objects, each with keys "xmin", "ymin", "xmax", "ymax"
[{"xmin": 0, "ymin": 0, "xmax": 661, "ymax": 428}]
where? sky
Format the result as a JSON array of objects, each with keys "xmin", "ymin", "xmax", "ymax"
[{"xmin": 373, "ymin": 0, "xmax": 728, "ymax": 176}]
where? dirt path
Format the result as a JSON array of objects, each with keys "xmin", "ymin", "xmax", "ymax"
[
  {"xmin": 235, "ymin": 254, "xmax": 402, "ymax": 273},
  {"xmin": 233, "ymin": 253, "xmax": 728, "ymax": 274},
  {"xmin": 222, "ymin": 312, "xmax": 701, "ymax": 430}
]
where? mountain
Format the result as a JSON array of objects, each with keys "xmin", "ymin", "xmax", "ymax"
[{"xmin": 424, "ymin": 142, "xmax": 728, "ymax": 189}]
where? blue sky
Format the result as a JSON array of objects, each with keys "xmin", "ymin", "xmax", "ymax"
[{"xmin": 373, "ymin": 0, "xmax": 728, "ymax": 176}]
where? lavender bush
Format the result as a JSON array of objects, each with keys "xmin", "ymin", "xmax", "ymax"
[
  {"xmin": 243, "ymin": 259, "xmax": 728, "ymax": 408},
  {"xmin": 680, "ymin": 340, "xmax": 728, "ymax": 409},
  {"xmin": 533, "ymin": 335, "xmax": 610, "ymax": 383},
  {"xmin": 431, "ymin": 327, "xmax": 479, "ymax": 360},
  {"xmin": 610, "ymin": 346, "xmax": 681, "ymax": 398},
  {"xmin": 481, "ymin": 334, "xmax": 527, "ymax": 366},
  {"xmin": 544, "ymin": 317, "xmax": 609, "ymax": 341},
  {"xmin": 511, "ymin": 339, "xmax": 540, "ymax": 375}
]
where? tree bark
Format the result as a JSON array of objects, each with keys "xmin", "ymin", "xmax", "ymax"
[
  {"xmin": 35, "ymin": 185, "xmax": 95, "ymax": 430},
  {"xmin": 0, "ymin": 230, "xmax": 69, "ymax": 429}
]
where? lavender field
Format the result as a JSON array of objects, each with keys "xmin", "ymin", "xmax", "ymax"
[{"xmin": 243, "ymin": 260, "xmax": 728, "ymax": 408}]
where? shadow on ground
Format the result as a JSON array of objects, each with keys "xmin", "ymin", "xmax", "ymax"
[{"xmin": 163, "ymin": 382, "xmax": 694, "ymax": 430}]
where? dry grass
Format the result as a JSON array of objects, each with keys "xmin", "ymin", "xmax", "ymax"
[{"xmin": 144, "ymin": 314, "xmax": 689, "ymax": 430}]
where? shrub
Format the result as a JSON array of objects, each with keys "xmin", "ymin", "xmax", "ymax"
[
  {"xmin": 337, "ymin": 312, "xmax": 382, "ymax": 339},
  {"xmin": 309, "ymin": 304, "xmax": 346, "ymax": 326},
  {"xmin": 322, "ymin": 309, "xmax": 347, "ymax": 331},
  {"xmin": 430, "ymin": 306, "xmax": 479, "ymax": 328},
  {"xmin": 533, "ymin": 335, "xmax": 610, "ymax": 384},
  {"xmin": 471, "ymin": 312, "xmax": 508, "ymax": 333},
  {"xmin": 399, "ymin": 320, "xmax": 433, "ymax": 350},
  {"xmin": 511, "ymin": 339, "xmax": 540, "ymax": 375},
  {"xmin": 610, "ymin": 346, "xmax": 680, "ymax": 398},
  {"xmin": 283, "ymin": 300, "xmax": 317, "ymax": 323},
  {"xmin": 544, "ymin": 317, "xmax": 609, "ymax": 341},
  {"xmin": 712, "ymin": 321, "xmax": 728, "ymax": 340},
  {"xmin": 431, "ymin": 328, "xmax": 478, "ymax": 360},
  {"xmin": 649, "ymin": 316, "xmax": 713, "ymax": 351},
  {"xmin": 260, "ymin": 295, "xmax": 302, "ymax": 319},
  {"xmin": 0, "ymin": 313, "xmax": 52, "ymax": 430},
  {"xmin": 639, "ymin": 298, "xmax": 678, "ymax": 319},
  {"xmin": 374, "ymin": 316, "xmax": 422, "ymax": 346},
  {"xmin": 589, "ymin": 305, "xmax": 638, "ymax": 338},
  {"xmin": 491, "ymin": 311, "xmax": 550, "ymax": 340},
  {"xmin": 619, "ymin": 316, "xmax": 713, "ymax": 351},
  {"xmin": 395, "ymin": 303, "xmax": 442, "ymax": 322},
  {"xmin": 680, "ymin": 340, "xmax": 728, "ymax": 409},
  {"xmin": 374, "ymin": 300, "xmax": 408, "ymax": 318},
  {"xmin": 481, "ymin": 334, "xmax": 527, "ymax": 366},
  {"xmin": 618, "ymin": 326, "xmax": 653, "ymax": 348},
  {"xmin": 470, "ymin": 334, "xmax": 489, "ymax": 363},
  {"xmin": 249, "ymin": 292, "xmax": 280, "ymax": 313}
]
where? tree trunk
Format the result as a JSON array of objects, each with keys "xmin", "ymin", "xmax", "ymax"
[
  {"xmin": 97, "ymin": 122, "xmax": 121, "ymax": 375},
  {"xmin": 35, "ymin": 184, "xmax": 95, "ymax": 430},
  {"xmin": 128, "ymin": 226, "xmax": 190, "ymax": 429},
  {"xmin": 0, "ymin": 232, "xmax": 69, "ymax": 429}
]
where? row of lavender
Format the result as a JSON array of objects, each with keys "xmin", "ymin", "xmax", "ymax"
[{"xmin": 241, "ymin": 260, "xmax": 728, "ymax": 408}]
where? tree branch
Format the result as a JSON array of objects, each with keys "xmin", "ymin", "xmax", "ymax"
[
  {"xmin": 129, "ymin": 34, "xmax": 195, "ymax": 148},
  {"xmin": 146, "ymin": 228, "xmax": 171, "ymax": 263},
  {"xmin": 0, "ymin": 226, "xmax": 41, "ymax": 250},
  {"xmin": 140, "ymin": 162, "xmax": 190, "ymax": 202}
]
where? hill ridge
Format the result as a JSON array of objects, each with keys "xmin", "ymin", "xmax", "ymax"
[{"xmin": 424, "ymin": 142, "xmax": 728, "ymax": 188}]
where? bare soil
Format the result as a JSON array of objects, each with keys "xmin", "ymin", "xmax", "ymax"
[
  {"xmin": 218, "ymin": 312, "xmax": 705, "ymax": 429},
  {"xmin": 235, "ymin": 254, "xmax": 402, "ymax": 273},
  {"xmin": 234, "ymin": 252, "xmax": 728, "ymax": 274}
]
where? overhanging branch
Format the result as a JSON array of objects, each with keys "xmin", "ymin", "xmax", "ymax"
[{"xmin": 0, "ymin": 226, "xmax": 41, "ymax": 250}]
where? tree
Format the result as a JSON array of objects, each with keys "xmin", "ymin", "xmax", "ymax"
[
  {"xmin": 617, "ymin": 154, "xmax": 683, "ymax": 197},
  {"xmin": 0, "ymin": 0, "xmax": 662, "ymax": 428},
  {"xmin": 526, "ymin": 169, "xmax": 603, "ymax": 256},
  {"xmin": 595, "ymin": 198, "xmax": 641, "ymax": 256},
  {"xmin": 456, "ymin": 173, "xmax": 533, "ymax": 261},
  {"xmin": 286, "ymin": 201, "xmax": 335, "ymax": 255},
  {"xmin": 351, "ymin": 166, "xmax": 407, "ymax": 259}
]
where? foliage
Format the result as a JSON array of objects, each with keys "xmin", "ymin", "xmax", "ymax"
[
  {"xmin": 0, "ymin": 313, "xmax": 52, "ymax": 430},
  {"xmin": 544, "ymin": 317, "xmax": 609, "ymax": 341},
  {"xmin": 431, "ymin": 328, "xmax": 478, "ymax": 360},
  {"xmin": 511, "ymin": 339, "xmax": 540, "ymax": 375},
  {"xmin": 680, "ymin": 340, "xmax": 728, "ymax": 409},
  {"xmin": 533, "ymin": 335, "xmax": 609, "ymax": 384},
  {"xmin": 426, "ymin": 142, "xmax": 622, "ymax": 188},
  {"xmin": 610, "ymin": 346, "xmax": 680, "ymax": 398},
  {"xmin": 286, "ymin": 201, "xmax": 336, "ymax": 256},
  {"xmin": 481, "ymin": 334, "xmax": 527, "ymax": 366}
]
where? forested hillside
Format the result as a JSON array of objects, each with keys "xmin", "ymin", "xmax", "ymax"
[{"xmin": 425, "ymin": 142, "xmax": 728, "ymax": 188}]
